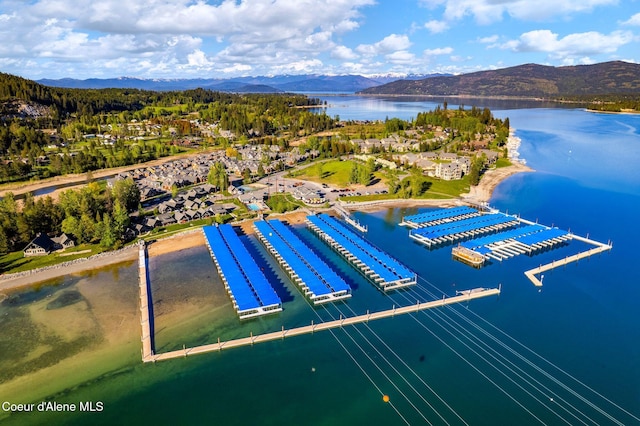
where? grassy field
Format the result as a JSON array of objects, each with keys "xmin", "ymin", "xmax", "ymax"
[
  {"xmin": 495, "ymin": 158, "xmax": 512, "ymax": 168},
  {"xmin": 290, "ymin": 159, "xmax": 356, "ymax": 187},
  {"xmin": 0, "ymin": 244, "xmax": 107, "ymax": 274}
]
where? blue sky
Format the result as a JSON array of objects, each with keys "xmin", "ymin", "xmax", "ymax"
[{"xmin": 1, "ymin": 0, "xmax": 639, "ymax": 79}]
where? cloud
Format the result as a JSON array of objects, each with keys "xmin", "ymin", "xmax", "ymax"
[
  {"xmin": 332, "ymin": 45, "xmax": 359, "ymax": 60},
  {"xmin": 504, "ymin": 29, "xmax": 634, "ymax": 59},
  {"xmin": 430, "ymin": 0, "xmax": 617, "ymax": 25},
  {"xmin": 0, "ymin": 0, "xmax": 375, "ymax": 78},
  {"xmin": 424, "ymin": 20, "xmax": 449, "ymax": 34},
  {"xmin": 356, "ymin": 34, "xmax": 412, "ymax": 56},
  {"xmin": 621, "ymin": 12, "xmax": 640, "ymax": 26},
  {"xmin": 386, "ymin": 51, "xmax": 416, "ymax": 65},
  {"xmin": 271, "ymin": 59, "xmax": 324, "ymax": 74},
  {"xmin": 424, "ymin": 47, "xmax": 454, "ymax": 56},
  {"xmin": 478, "ymin": 35, "xmax": 499, "ymax": 44}
]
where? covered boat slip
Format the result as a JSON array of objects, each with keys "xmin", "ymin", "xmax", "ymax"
[
  {"xmin": 458, "ymin": 224, "xmax": 572, "ymax": 262},
  {"xmin": 203, "ymin": 225, "xmax": 282, "ymax": 319},
  {"xmin": 307, "ymin": 214, "xmax": 416, "ymax": 291},
  {"xmin": 408, "ymin": 212, "xmax": 520, "ymax": 247},
  {"xmin": 400, "ymin": 206, "xmax": 480, "ymax": 228},
  {"xmin": 254, "ymin": 219, "xmax": 351, "ymax": 305}
]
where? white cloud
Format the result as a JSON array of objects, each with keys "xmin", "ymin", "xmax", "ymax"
[
  {"xmin": 431, "ymin": 0, "xmax": 617, "ymax": 25},
  {"xmin": 478, "ymin": 35, "xmax": 499, "ymax": 44},
  {"xmin": 187, "ymin": 50, "xmax": 214, "ymax": 68},
  {"xmin": 356, "ymin": 34, "xmax": 412, "ymax": 56},
  {"xmin": 332, "ymin": 45, "xmax": 359, "ymax": 60},
  {"xmin": 272, "ymin": 59, "xmax": 324, "ymax": 74},
  {"xmin": 621, "ymin": 12, "xmax": 640, "ymax": 26},
  {"xmin": 221, "ymin": 63, "xmax": 253, "ymax": 74},
  {"xmin": 505, "ymin": 29, "xmax": 634, "ymax": 59},
  {"xmin": 424, "ymin": 47, "xmax": 454, "ymax": 56},
  {"xmin": 0, "ymin": 0, "xmax": 375, "ymax": 78},
  {"xmin": 424, "ymin": 20, "xmax": 449, "ymax": 34},
  {"xmin": 386, "ymin": 50, "xmax": 416, "ymax": 65}
]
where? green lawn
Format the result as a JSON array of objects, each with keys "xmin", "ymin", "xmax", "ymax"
[
  {"xmin": 290, "ymin": 159, "xmax": 356, "ymax": 187},
  {"xmin": 265, "ymin": 193, "xmax": 302, "ymax": 213},
  {"xmin": 0, "ymin": 244, "xmax": 106, "ymax": 274},
  {"xmin": 495, "ymin": 158, "xmax": 512, "ymax": 168},
  {"xmin": 424, "ymin": 175, "xmax": 471, "ymax": 197}
]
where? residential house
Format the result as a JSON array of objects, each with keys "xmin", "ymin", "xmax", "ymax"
[
  {"xmin": 52, "ymin": 233, "xmax": 75, "ymax": 251},
  {"xmin": 23, "ymin": 233, "xmax": 54, "ymax": 257}
]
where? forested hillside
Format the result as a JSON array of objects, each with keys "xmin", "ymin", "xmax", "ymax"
[{"xmin": 0, "ymin": 73, "xmax": 332, "ymax": 183}]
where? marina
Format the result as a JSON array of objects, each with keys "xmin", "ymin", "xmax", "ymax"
[
  {"xmin": 307, "ymin": 213, "xmax": 417, "ymax": 291},
  {"xmin": 404, "ymin": 206, "xmax": 613, "ymax": 283},
  {"xmin": 203, "ymin": 225, "xmax": 282, "ymax": 319},
  {"xmin": 253, "ymin": 219, "xmax": 351, "ymax": 304}
]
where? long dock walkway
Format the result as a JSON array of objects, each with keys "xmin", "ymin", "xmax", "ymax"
[
  {"xmin": 143, "ymin": 286, "xmax": 501, "ymax": 362},
  {"xmin": 523, "ymin": 234, "xmax": 612, "ymax": 286},
  {"xmin": 138, "ymin": 242, "xmax": 154, "ymax": 360}
]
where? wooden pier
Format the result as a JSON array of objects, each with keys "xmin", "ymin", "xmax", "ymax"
[
  {"xmin": 138, "ymin": 242, "xmax": 154, "ymax": 360},
  {"xmin": 141, "ymin": 286, "xmax": 500, "ymax": 363},
  {"xmin": 523, "ymin": 234, "xmax": 612, "ymax": 286}
]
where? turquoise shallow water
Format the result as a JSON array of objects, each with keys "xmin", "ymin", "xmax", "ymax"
[{"xmin": 1, "ymin": 102, "xmax": 639, "ymax": 425}]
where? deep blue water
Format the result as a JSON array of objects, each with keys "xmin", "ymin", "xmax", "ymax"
[{"xmin": 3, "ymin": 99, "xmax": 639, "ymax": 425}]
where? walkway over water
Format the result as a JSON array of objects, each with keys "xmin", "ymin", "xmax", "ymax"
[
  {"xmin": 523, "ymin": 234, "xmax": 612, "ymax": 286},
  {"xmin": 203, "ymin": 225, "xmax": 282, "ymax": 319},
  {"xmin": 307, "ymin": 213, "xmax": 416, "ymax": 291},
  {"xmin": 138, "ymin": 243, "xmax": 153, "ymax": 360},
  {"xmin": 254, "ymin": 219, "xmax": 351, "ymax": 304},
  {"xmin": 142, "ymin": 286, "xmax": 501, "ymax": 363}
]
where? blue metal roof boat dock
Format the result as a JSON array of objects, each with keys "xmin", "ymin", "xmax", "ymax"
[
  {"xmin": 203, "ymin": 225, "xmax": 282, "ymax": 319},
  {"xmin": 306, "ymin": 213, "xmax": 416, "ymax": 291},
  {"xmin": 254, "ymin": 219, "xmax": 351, "ymax": 305}
]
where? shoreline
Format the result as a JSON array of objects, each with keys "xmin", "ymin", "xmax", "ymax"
[{"xmin": 0, "ymin": 147, "xmax": 532, "ymax": 294}]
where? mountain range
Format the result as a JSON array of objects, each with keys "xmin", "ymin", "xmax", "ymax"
[
  {"xmin": 358, "ymin": 61, "xmax": 640, "ymax": 98},
  {"xmin": 37, "ymin": 73, "xmax": 447, "ymax": 93}
]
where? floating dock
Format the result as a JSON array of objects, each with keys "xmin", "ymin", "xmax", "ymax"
[
  {"xmin": 307, "ymin": 213, "xmax": 416, "ymax": 291},
  {"xmin": 254, "ymin": 219, "xmax": 351, "ymax": 304},
  {"xmin": 457, "ymin": 224, "xmax": 572, "ymax": 263},
  {"xmin": 143, "ymin": 286, "xmax": 501, "ymax": 362},
  {"xmin": 523, "ymin": 234, "xmax": 612, "ymax": 286},
  {"xmin": 408, "ymin": 211, "xmax": 520, "ymax": 248},
  {"xmin": 203, "ymin": 225, "xmax": 282, "ymax": 319},
  {"xmin": 400, "ymin": 206, "xmax": 480, "ymax": 228}
]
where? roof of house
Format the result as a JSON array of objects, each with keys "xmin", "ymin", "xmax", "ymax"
[{"xmin": 24, "ymin": 233, "xmax": 54, "ymax": 251}]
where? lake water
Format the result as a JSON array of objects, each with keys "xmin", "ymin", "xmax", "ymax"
[{"xmin": 1, "ymin": 97, "xmax": 639, "ymax": 425}]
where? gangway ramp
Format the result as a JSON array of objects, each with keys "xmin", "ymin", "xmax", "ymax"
[
  {"xmin": 203, "ymin": 225, "xmax": 282, "ymax": 319},
  {"xmin": 254, "ymin": 219, "xmax": 351, "ymax": 305},
  {"xmin": 307, "ymin": 214, "xmax": 416, "ymax": 291}
]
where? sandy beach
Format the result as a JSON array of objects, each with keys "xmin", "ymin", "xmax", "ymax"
[{"xmin": 462, "ymin": 161, "xmax": 533, "ymax": 203}]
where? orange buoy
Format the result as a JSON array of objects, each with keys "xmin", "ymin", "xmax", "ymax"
[{"xmin": 382, "ymin": 395, "xmax": 390, "ymax": 403}]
